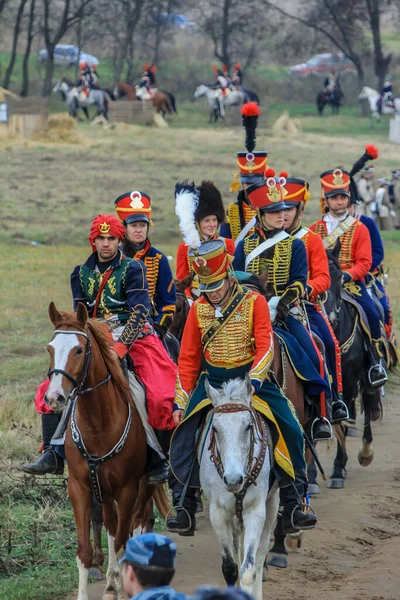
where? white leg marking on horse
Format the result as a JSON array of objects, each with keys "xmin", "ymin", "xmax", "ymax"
[
  {"xmin": 104, "ymin": 533, "xmax": 120, "ymax": 596},
  {"xmin": 132, "ymin": 525, "xmax": 143, "ymax": 537},
  {"xmin": 76, "ymin": 556, "xmax": 89, "ymax": 600}
]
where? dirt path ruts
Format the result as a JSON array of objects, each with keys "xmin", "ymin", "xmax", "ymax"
[{"xmin": 72, "ymin": 386, "xmax": 400, "ymax": 600}]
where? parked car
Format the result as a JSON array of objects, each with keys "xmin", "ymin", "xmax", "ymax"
[
  {"xmin": 289, "ymin": 53, "xmax": 357, "ymax": 77},
  {"xmin": 152, "ymin": 12, "xmax": 199, "ymax": 31},
  {"xmin": 37, "ymin": 45, "xmax": 99, "ymax": 69}
]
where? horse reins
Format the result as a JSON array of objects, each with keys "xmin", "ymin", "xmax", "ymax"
[
  {"xmin": 48, "ymin": 328, "xmax": 131, "ymax": 504},
  {"xmin": 209, "ymin": 403, "xmax": 269, "ymax": 527}
]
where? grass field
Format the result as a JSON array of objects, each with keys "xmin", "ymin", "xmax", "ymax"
[{"xmin": 1, "ymin": 111, "xmax": 400, "ymax": 599}]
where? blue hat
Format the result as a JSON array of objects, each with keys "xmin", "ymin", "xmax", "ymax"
[{"xmin": 119, "ymin": 533, "xmax": 177, "ymax": 568}]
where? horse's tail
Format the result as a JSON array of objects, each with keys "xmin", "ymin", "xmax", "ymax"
[
  {"xmin": 153, "ymin": 483, "xmax": 170, "ymax": 520},
  {"xmin": 243, "ymin": 89, "xmax": 259, "ymax": 104},
  {"xmin": 104, "ymin": 88, "xmax": 116, "ymax": 101},
  {"xmin": 316, "ymin": 91, "xmax": 324, "ymax": 115},
  {"xmin": 161, "ymin": 90, "xmax": 177, "ymax": 113}
]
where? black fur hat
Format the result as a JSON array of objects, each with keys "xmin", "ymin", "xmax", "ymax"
[{"xmin": 195, "ymin": 180, "xmax": 226, "ymax": 224}]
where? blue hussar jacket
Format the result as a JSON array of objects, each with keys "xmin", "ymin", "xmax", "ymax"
[
  {"xmin": 124, "ymin": 240, "xmax": 176, "ymax": 326},
  {"xmin": 357, "ymin": 214, "xmax": 384, "ymax": 272},
  {"xmin": 70, "ymin": 250, "xmax": 151, "ymax": 351}
]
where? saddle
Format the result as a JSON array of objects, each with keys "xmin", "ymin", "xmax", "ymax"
[{"xmin": 341, "ymin": 289, "xmax": 371, "ymax": 338}]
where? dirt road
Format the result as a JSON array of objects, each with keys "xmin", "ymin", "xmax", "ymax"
[{"xmin": 79, "ymin": 385, "xmax": 400, "ymax": 600}]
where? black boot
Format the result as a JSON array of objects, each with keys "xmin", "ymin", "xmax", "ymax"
[
  {"xmin": 166, "ymin": 478, "xmax": 197, "ymax": 536},
  {"xmin": 146, "ymin": 446, "xmax": 169, "ymax": 485},
  {"xmin": 332, "ymin": 393, "xmax": 349, "ymax": 423},
  {"xmin": 311, "ymin": 417, "xmax": 332, "ymax": 441},
  {"xmin": 281, "ymin": 482, "xmax": 317, "ymax": 535},
  {"xmin": 368, "ymin": 342, "xmax": 388, "ymax": 388},
  {"xmin": 21, "ymin": 413, "xmax": 64, "ymax": 475}
]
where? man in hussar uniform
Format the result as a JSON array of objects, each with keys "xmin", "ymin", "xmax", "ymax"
[
  {"xmin": 220, "ymin": 102, "xmax": 265, "ymax": 244},
  {"xmin": 137, "ymin": 63, "xmax": 157, "ymax": 100},
  {"xmin": 234, "ymin": 169, "xmax": 331, "ymax": 441},
  {"xmin": 231, "ymin": 62, "xmax": 242, "ymax": 89},
  {"xmin": 22, "ymin": 214, "xmax": 176, "ymax": 480},
  {"xmin": 281, "ymin": 174, "xmax": 348, "ymax": 425},
  {"xmin": 166, "ymin": 208, "xmax": 317, "ymax": 535},
  {"xmin": 115, "ymin": 190, "xmax": 176, "ymax": 334},
  {"xmin": 309, "ymin": 168, "xmax": 388, "ymax": 388}
]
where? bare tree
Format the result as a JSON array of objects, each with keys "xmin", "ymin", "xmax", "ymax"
[
  {"xmin": 40, "ymin": 0, "xmax": 94, "ymax": 97},
  {"xmin": 20, "ymin": 0, "xmax": 36, "ymax": 96},
  {"xmin": 196, "ymin": 0, "xmax": 268, "ymax": 75},
  {"xmin": 264, "ymin": 0, "xmax": 367, "ymax": 85},
  {"xmin": 2, "ymin": 0, "xmax": 29, "ymax": 90},
  {"xmin": 364, "ymin": 0, "xmax": 393, "ymax": 88}
]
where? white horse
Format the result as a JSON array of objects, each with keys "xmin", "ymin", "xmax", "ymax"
[
  {"xmin": 358, "ymin": 86, "xmax": 400, "ymax": 124},
  {"xmin": 53, "ymin": 78, "xmax": 111, "ymax": 120},
  {"xmin": 200, "ymin": 376, "xmax": 279, "ymax": 600},
  {"xmin": 193, "ymin": 84, "xmax": 247, "ymax": 122}
]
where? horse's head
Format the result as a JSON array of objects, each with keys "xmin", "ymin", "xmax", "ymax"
[
  {"xmin": 53, "ymin": 79, "xmax": 62, "ymax": 94},
  {"xmin": 325, "ymin": 241, "xmax": 343, "ymax": 331},
  {"xmin": 205, "ymin": 375, "xmax": 254, "ymax": 493},
  {"xmin": 193, "ymin": 85, "xmax": 207, "ymax": 100},
  {"xmin": 358, "ymin": 87, "xmax": 368, "ymax": 101},
  {"xmin": 46, "ymin": 302, "xmax": 89, "ymax": 411}
]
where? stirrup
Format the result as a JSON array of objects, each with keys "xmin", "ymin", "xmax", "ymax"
[
  {"xmin": 368, "ymin": 364, "xmax": 387, "ymax": 387},
  {"xmin": 165, "ymin": 506, "xmax": 192, "ymax": 533},
  {"xmin": 332, "ymin": 399, "xmax": 349, "ymax": 421},
  {"xmin": 311, "ymin": 416, "xmax": 332, "ymax": 441},
  {"xmin": 289, "ymin": 502, "xmax": 316, "ymax": 531}
]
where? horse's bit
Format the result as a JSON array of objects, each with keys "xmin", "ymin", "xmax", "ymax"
[
  {"xmin": 209, "ymin": 403, "xmax": 269, "ymax": 527},
  {"xmin": 48, "ymin": 328, "xmax": 130, "ymax": 503}
]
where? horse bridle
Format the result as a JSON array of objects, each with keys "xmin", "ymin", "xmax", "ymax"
[
  {"xmin": 48, "ymin": 329, "xmax": 111, "ymax": 397},
  {"xmin": 209, "ymin": 402, "xmax": 269, "ymax": 527}
]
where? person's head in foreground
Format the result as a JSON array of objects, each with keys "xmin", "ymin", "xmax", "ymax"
[
  {"xmin": 120, "ymin": 533, "xmax": 185, "ymax": 600},
  {"xmin": 190, "ymin": 586, "xmax": 255, "ymax": 600}
]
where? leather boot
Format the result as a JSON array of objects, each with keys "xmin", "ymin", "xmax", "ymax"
[
  {"xmin": 166, "ymin": 479, "xmax": 197, "ymax": 536},
  {"xmin": 281, "ymin": 481, "xmax": 317, "ymax": 535},
  {"xmin": 368, "ymin": 342, "xmax": 388, "ymax": 388},
  {"xmin": 21, "ymin": 413, "xmax": 64, "ymax": 475},
  {"xmin": 146, "ymin": 446, "xmax": 169, "ymax": 485},
  {"xmin": 311, "ymin": 417, "xmax": 332, "ymax": 441}
]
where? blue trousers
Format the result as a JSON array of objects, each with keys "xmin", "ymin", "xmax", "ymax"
[
  {"xmin": 374, "ymin": 280, "xmax": 390, "ymax": 326},
  {"xmin": 306, "ymin": 304, "xmax": 341, "ymax": 393},
  {"xmin": 346, "ymin": 280, "xmax": 382, "ymax": 340}
]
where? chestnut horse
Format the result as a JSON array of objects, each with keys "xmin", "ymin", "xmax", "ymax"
[
  {"xmin": 46, "ymin": 301, "xmax": 163, "ymax": 600},
  {"xmin": 114, "ymin": 82, "xmax": 177, "ymax": 115}
]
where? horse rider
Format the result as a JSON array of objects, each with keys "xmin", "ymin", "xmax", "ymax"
[
  {"xmin": 22, "ymin": 214, "xmax": 177, "ymax": 481},
  {"xmin": 212, "ymin": 65, "xmax": 229, "ymax": 96},
  {"xmin": 220, "ymin": 102, "xmax": 264, "ymax": 243},
  {"xmin": 309, "ymin": 168, "xmax": 388, "ymax": 388},
  {"xmin": 115, "ymin": 191, "xmax": 176, "ymax": 335},
  {"xmin": 166, "ymin": 227, "xmax": 317, "ymax": 536},
  {"xmin": 356, "ymin": 165, "xmax": 376, "ymax": 217},
  {"xmin": 374, "ymin": 178, "xmax": 394, "ymax": 231},
  {"xmin": 231, "ymin": 62, "xmax": 243, "ymax": 89},
  {"xmin": 77, "ymin": 62, "xmax": 99, "ymax": 93},
  {"xmin": 234, "ymin": 169, "xmax": 331, "ymax": 441},
  {"xmin": 324, "ymin": 70, "xmax": 338, "ymax": 101},
  {"xmin": 389, "ymin": 168, "xmax": 400, "ymax": 229},
  {"xmin": 137, "ymin": 63, "xmax": 157, "ymax": 100},
  {"xmin": 176, "ymin": 180, "xmax": 235, "ymax": 299},
  {"xmin": 378, "ymin": 75, "xmax": 395, "ymax": 113},
  {"xmin": 282, "ymin": 174, "xmax": 348, "ymax": 425}
]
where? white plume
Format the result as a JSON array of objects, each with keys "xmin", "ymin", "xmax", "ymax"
[{"xmin": 175, "ymin": 185, "xmax": 201, "ymax": 249}]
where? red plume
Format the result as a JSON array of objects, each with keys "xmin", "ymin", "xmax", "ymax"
[
  {"xmin": 143, "ymin": 63, "xmax": 150, "ymax": 71},
  {"xmin": 150, "ymin": 66, "xmax": 157, "ymax": 72},
  {"xmin": 212, "ymin": 64, "xmax": 218, "ymax": 73},
  {"xmin": 234, "ymin": 62, "xmax": 241, "ymax": 70},
  {"xmin": 241, "ymin": 102, "xmax": 260, "ymax": 117},
  {"xmin": 223, "ymin": 64, "xmax": 228, "ymax": 72},
  {"xmin": 265, "ymin": 168, "xmax": 275, "ymax": 178},
  {"xmin": 279, "ymin": 171, "xmax": 289, "ymax": 178},
  {"xmin": 365, "ymin": 144, "xmax": 379, "ymax": 160}
]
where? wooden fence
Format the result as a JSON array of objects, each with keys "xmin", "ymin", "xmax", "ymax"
[
  {"xmin": 108, "ymin": 100, "xmax": 155, "ymax": 125},
  {"xmin": 3, "ymin": 97, "xmax": 49, "ymax": 138}
]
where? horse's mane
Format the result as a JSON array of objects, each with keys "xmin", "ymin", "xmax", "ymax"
[
  {"xmin": 222, "ymin": 378, "xmax": 248, "ymax": 402},
  {"xmin": 86, "ymin": 319, "xmax": 130, "ymax": 401}
]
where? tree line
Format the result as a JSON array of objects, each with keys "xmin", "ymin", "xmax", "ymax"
[{"xmin": 0, "ymin": 0, "xmax": 398, "ymax": 97}]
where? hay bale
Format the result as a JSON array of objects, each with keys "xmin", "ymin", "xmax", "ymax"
[
  {"xmin": 272, "ymin": 110, "xmax": 302, "ymax": 138},
  {"xmin": 153, "ymin": 113, "xmax": 168, "ymax": 128},
  {"xmin": 32, "ymin": 113, "xmax": 82, "ymax": 144}
]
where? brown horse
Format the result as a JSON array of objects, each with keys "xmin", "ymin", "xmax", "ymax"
[
  {"xmin": 114, "ymin": 81, "xmax": 177, "ymax": 114},
  {"xmin": 46, "ymin": 301, "xmax": 163, "ymax": 600}
]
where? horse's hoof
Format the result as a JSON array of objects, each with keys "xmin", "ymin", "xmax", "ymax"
[
  {"xmin": 266, "ymin": 553, "xmax": 288, "ymax": 568},
  {"xmin": 286, "ymin": 534, "xmax": 302, "ymax": 550},
  {"xmin": 358, "ymin": 451, "xmax": 374, "ymax": 467},
  {"xmin": 308, "ymin": 483, "xmax": 320, "ymax": 497},
  {"xmin": 102, "ymin": 593, "xmax": 118, "ymax": 600},
  {"xmin": 328, "ymin": 478, "xmax": 345, "ymax": 489},
  {"xmin": 88, "ymin": 566, "xmax": 103, "ymax": 581}
]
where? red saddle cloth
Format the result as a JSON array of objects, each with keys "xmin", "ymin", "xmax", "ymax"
[{"xmin": 35, "ymin": 379, "xmax": 52, "ymax": 414}]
